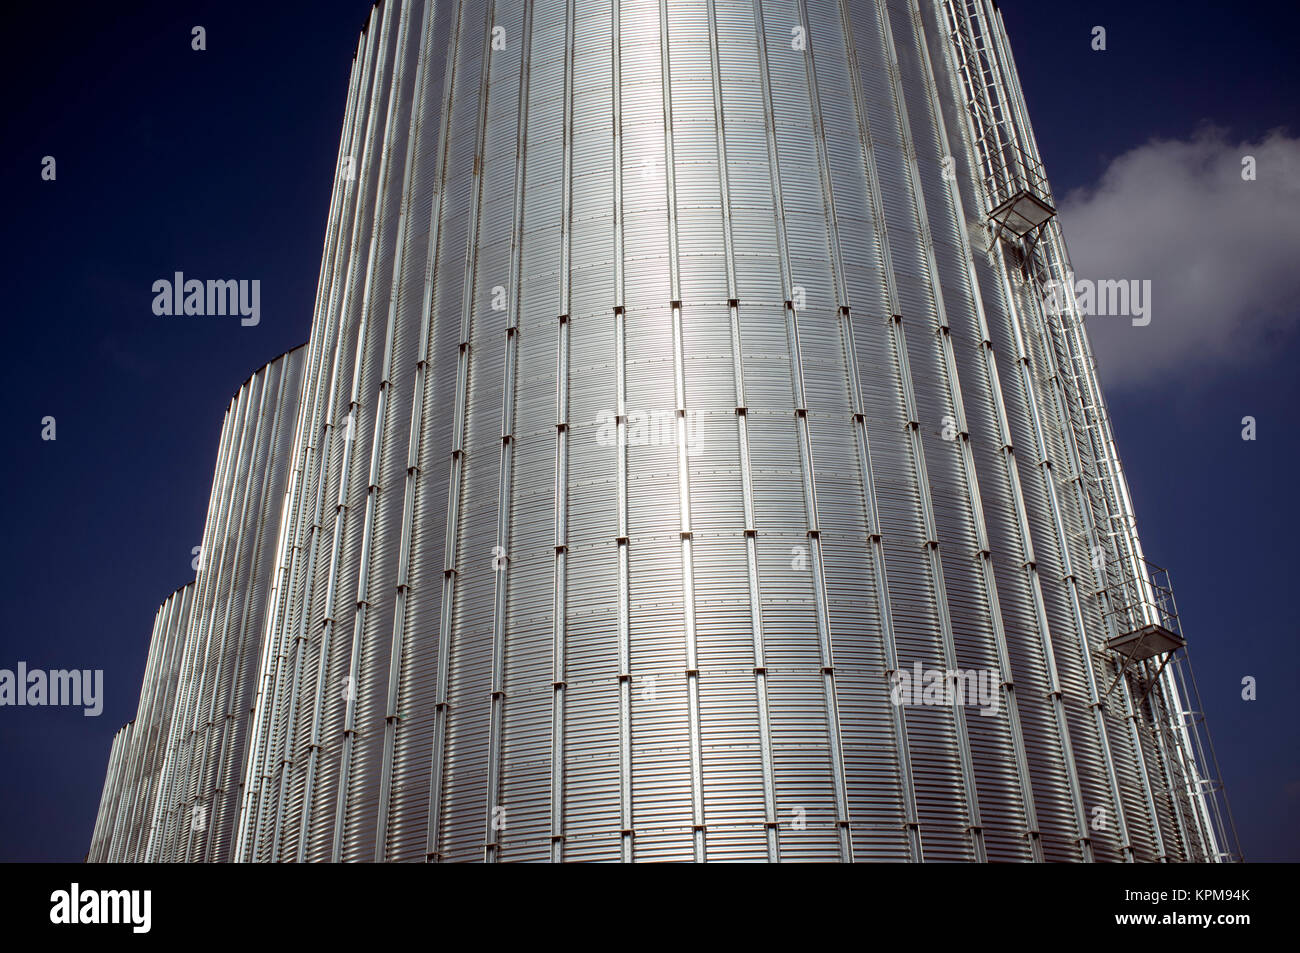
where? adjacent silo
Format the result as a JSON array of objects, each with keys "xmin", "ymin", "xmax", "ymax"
[
  {"xmin": 144, "ymin": 346, "xmax": 307, "ymax": 862},
  {"xmin": 88, "ymin": 582, "xmax": 194, "ymax": 863},
  {"xmin": 88, "ymin": 723, "xmax": 134, "ymax": 862}
]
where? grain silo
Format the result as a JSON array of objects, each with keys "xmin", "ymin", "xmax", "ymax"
[{"xmin": 95, "ymin": 0, "xmax": 1239, "ymax": 863}]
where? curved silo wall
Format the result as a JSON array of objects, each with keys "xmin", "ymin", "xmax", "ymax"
[
  {"xmin": 88, "ymin": 582, "xmax": 194, "ymax": 862},
  {"xmin": 145, "ymin": 346, "xmax": 307, "ymax": 862},
  {"xmin": 88, "ymin": 723, "xmax": 132, "ymax": 862}
]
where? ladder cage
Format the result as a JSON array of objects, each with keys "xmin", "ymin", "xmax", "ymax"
[{"xmin": 943, "ymin": 0, "xmax": 1056, "ymax": 238}]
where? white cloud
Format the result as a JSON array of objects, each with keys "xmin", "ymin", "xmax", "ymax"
[{"xmin": 1055, "ymin": 128, "xmax": 1300, "ymax": 390}]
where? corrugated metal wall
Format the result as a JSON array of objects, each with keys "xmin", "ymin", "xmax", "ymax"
[
  {"xmin": 88, "ymin": 724, "xmax": 133, "ymax": 862},
  {"xmin": 93, "ymin": 0, "xmax": 1223, "ymax": 863},
  {"xmin": 147, "ymin": 346, "xmax": 307, "ymax": 862},
  {"xmin": 88, "ymin": 347, "xmax": 305, "ymax": 863},
  {"xmin": 88, "ymin": 583, "xmax": 193, "ymax": 863}
]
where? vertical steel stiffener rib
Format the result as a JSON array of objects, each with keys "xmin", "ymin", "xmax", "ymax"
[
  {"xmin": 482, "ymin": 0, "xmax": 513, "ymax": 864},
  {"xmin": 548, "ymin": 0, "xmax": 578, "ymax": 867},
  {"xmin": 706, "ymin": 0, "xmax": 780, "ymax": 863},
  {"xmin": 660, "ymin": 0, "xmax": 708, "ymax": 865},
  {"xmin": 610, "ymin": 0, "xmax": 630, "ymax": 864},
  {"xmin": 751, "ymin": 0, "xmax": 853, "ymax": 861}
]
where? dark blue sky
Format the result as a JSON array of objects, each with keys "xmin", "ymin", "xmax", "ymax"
[{"xmin": 1, "ymin": 0, "xmax": 1295, "ymax": 862}]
